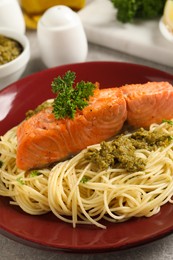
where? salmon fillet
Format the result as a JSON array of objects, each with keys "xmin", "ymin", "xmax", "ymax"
[
  {"xmin": 16, "ymin": 88, "xmax": 127, "ymax": 170},
  {"xmin": 121, "ymin": 81, "xmax": 173, "ymax": 128}
]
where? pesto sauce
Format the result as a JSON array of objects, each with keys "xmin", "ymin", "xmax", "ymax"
[
  {"xmin": 0, "ymin": 35, "xmax": 23, "ymax": 65},
  {"xmin": 25, "ymin": 100, "xmax": 53, "ymax": 119},
  {"xmin": 85, "ymin": 126, "xmax": 172, "ymax": 173}
]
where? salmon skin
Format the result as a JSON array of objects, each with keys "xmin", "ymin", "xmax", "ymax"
[
  {"xmin": 16, "ymin": 88, "xmax": 127, "ymax": 170},
  {"xmin": 121, "ymin": 81, "xmax": 173, "ymax": 128}
]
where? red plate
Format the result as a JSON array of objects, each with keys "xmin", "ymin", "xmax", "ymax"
[{"xmin": 0, "ymin": 61, "xmax": 173, "ymax": 253}]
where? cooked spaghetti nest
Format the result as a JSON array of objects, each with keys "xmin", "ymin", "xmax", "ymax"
[{"xmin": 1, "ymin": 121, "xmax": 173, "ymax": 228}]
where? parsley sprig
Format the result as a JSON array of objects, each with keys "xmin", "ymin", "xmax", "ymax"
[{"xmin": 51, "ymin": 71, "xmax": 96, "ymax": 119}]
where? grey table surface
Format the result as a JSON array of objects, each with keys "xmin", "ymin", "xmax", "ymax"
[{"xmin": 1, "ymin": 29, "xmax": 173, "ymax": 260}]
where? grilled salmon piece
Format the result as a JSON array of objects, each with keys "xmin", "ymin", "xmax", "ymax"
[
  {"xmin": 121, "ymin": 81, "xmax": 173, "ymax": 128},
  {"xmin": 16, "ymin": 88, "xmax": 127, "ymax": 170}
]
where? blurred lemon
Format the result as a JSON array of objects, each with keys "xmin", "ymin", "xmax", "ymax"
[
  {"xmin": 163, "ymin": 0, "xmax": 173, "ymax": 32},
  {"xmin": 19, "ymin": 0, "xmax": 85, "ymax": 29}
]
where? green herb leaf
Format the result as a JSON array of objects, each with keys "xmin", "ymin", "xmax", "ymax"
[
  {"xmin": 111, "ymin": 0, "xmax": 165, "ymax": 23},
  {"xmin": 51, "ymin": 71, "xmax": 96, "ymax": 119},
  {"xmin": 29, "ymin": 170, "xmax": 41, "ymax": 177},
  {"xmin": 162, "ymin": 119, "xmax": 173, "ymax": 125},
  {"xmin": 17, "ymin": 177, "xmax": 24, "ymax": 185},
  {"xmin": 25, "ymin": 101, "xmax": 52, "ymax": 119},
  {"xmin": 80, "ymin": 176, "xmax": 90, "ymax": 184}
]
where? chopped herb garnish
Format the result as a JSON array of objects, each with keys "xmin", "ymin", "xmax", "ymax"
[
  {"xmin": 162, "ymin": 119, "xmax": 173, "ymax": 125},
  {"xmin": 17, "ymin": 177, "xmax": 24, "ymax": 185},
  {"xmin": 80, "ymin": 176, "xmax": 90, "ymax": 184},
  {"xmin": 25, "ymin": 100, "xmax": 52, "ymax": 119},
  {"xmin": 29, "ymin": 170, "xmax": 41, "ymax": 177},
  {"xmin": 51, "ymin": 71, "xmax": 96, "ymax": 119}
]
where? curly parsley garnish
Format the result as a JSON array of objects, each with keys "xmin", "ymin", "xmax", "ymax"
[{"xmin": 51, "ymin": 71, "xmax": 96, "ymax": 119}]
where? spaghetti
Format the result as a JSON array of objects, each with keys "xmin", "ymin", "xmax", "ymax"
[{"xmin": 1, "ymin": 121, "xmax": 173, "ymax": 228}]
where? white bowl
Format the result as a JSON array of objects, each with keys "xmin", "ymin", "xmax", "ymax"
[
  {"xmin": 0, "ymin": 28, "xmax": 30, "ymax": 90},
  {"xmin": 0, "ymin": 0, "xmax": 25, "ymax": 34}
]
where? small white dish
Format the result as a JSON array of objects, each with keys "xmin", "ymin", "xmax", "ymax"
[
  {"xmin": 0, "ymin": 0, "xmax": 25, "ymax": 34},
  {"xmin": 37, "ymin": 5, "xmax": 88, "ymax": 68},
  {"xmin": 159, "ymin": 17, "xmax": 173, "ymax": 42},
  {"xmin": 0, "ymin": 28, "xmax": 30, "ymax": 90}
]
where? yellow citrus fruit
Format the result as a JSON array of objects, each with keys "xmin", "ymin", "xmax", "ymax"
[
  {"xmin": 163, "ymin": 0, "xmax": 173, "ymax": 32},
  {"xmin": 20, "ymin": 0, "xmax": 86, "ymax": 29},
  {"xmin": 23, "ymin": 13, "xmax": 40, "ymax": 29}
]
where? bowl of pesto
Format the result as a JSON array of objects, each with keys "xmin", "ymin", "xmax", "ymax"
[{"xmin": 0, "ymin": 28, "xmax": 30, "ymax": 90}]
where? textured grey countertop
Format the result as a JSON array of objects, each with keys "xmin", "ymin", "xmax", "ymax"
[{"xmin": 0, "ymin": 29, "xmax": 173, "ymax": 260}]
